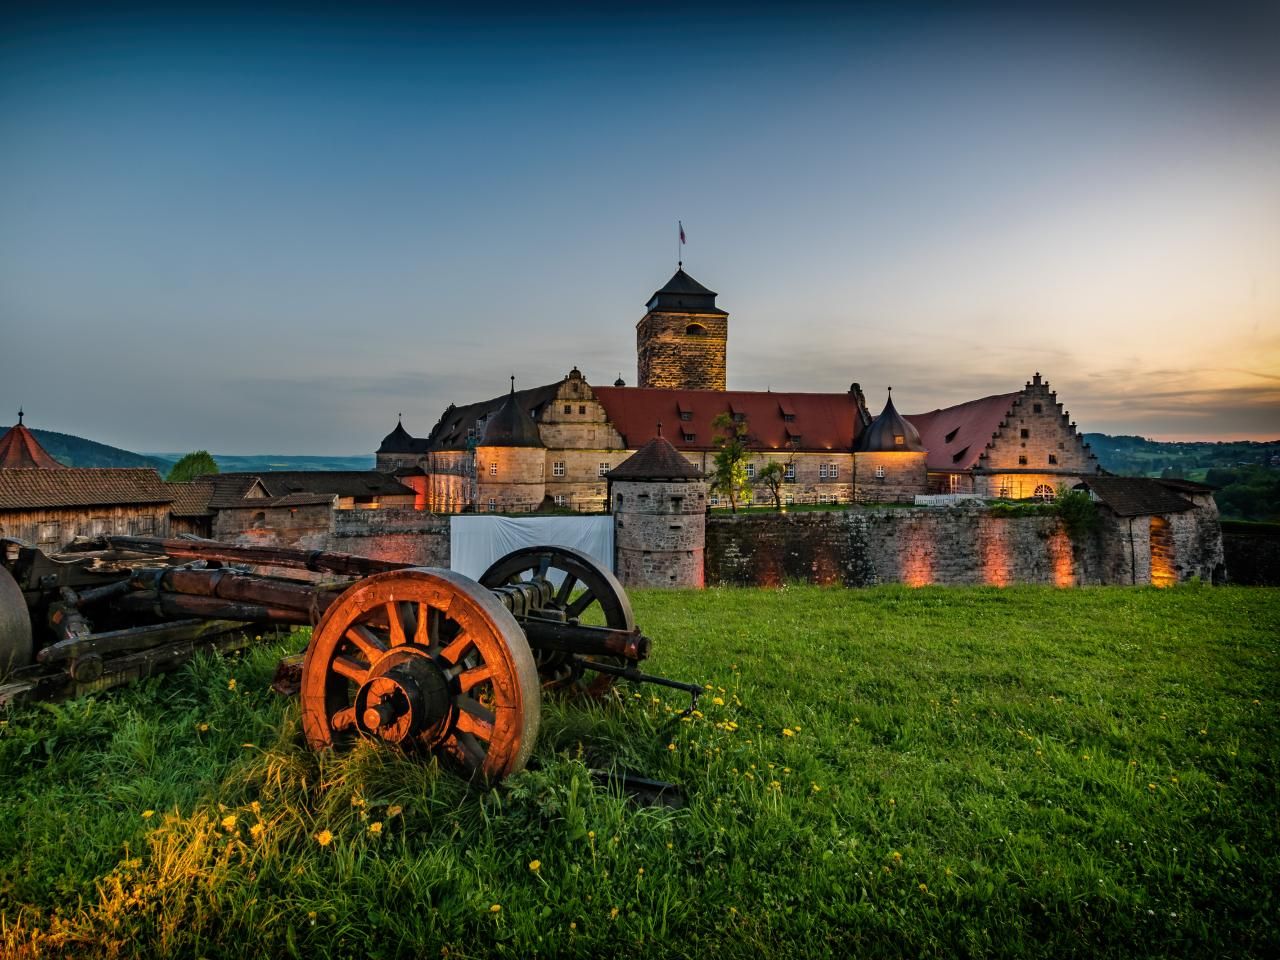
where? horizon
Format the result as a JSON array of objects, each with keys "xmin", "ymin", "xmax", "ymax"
[{"xmin": 3, "ymin": 3, "xmax": 1278, "ymax": 453}]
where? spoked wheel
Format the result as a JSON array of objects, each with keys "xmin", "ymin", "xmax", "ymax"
[
  {"xmin": 479, "ymin": 546, "xmax": 634, "ymax": 699},
  {"xmin": 300, "ymin": 568, "xmax": 541, "ymax": 783},
  {"xmin": 0, "ymin": 563, "xmax": 33, "ymax": 678}
]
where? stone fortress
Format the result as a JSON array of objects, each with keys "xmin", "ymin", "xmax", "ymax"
[{"xmin": 378, "ymin": 266, "xmax": 1104, "ymax": 512}]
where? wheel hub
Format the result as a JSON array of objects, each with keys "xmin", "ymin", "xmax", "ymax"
[{"xmin": 354, "ymin": 653, "xmax": 451, "ymax": 743}]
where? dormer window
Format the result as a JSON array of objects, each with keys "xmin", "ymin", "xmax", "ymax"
[
  {"xmin": 944, "ymin": 427, "xmax": 959, "ymax": 444},
  {"xmin": 679, "ymin": 411, "xmax": 692, "ymax": 422},
  {"xmin": 782, "ymin": 414, "xmax": 795, "ymax": 423},
  {"xmin": 894, "ymin": 435, "xmax": 904, "ymax": 445}
]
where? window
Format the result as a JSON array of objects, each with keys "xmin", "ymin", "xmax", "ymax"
[
  {"xmin": 598, "ymin": 462, "xmax": 609, "ymax": 477},
  {"xmin": 1048, "ymin": 454, "xmax": 1058, "ymax": 465},
  {"xmin": 1033, "ymin": 403, "xmax": 1043, "ymax": 414},
  {"xmin": 1020, "ymin": 428, "xmax": 1029, "ymax": 439},
  {"xmin": 38, "ymin": 520, "xmax": 59, "ymax": 543},
  {"xmin": 819, "ymin": 463, "xmax": 828, "ymax": 479},
  {"xmin": 679, "ymin": 411, "xmax": 692, "ymax": 422},
  {"xmin": 615, "ymin": 494, "xmax": 624, "ymax": 509},
  {"xmin": 825, "ymin": 463, "xmax": 838, "ymax": 479},
  {"xmin": 894, "ymin": 435, "xmax": 904, "ymax": 446},
  {"xmin": 818, "ymin": 494, "xmax": 830, "ymax": 504},
  {"xmin": 564, "ymin": 404, "xmax": 572, "ymax": 414},
  {"xmin": 785, "ymin": 494, "xmax": 794, "ymax": 506},
  {"xmin": 685, "ymin": 323, "xmax": 707, "ymax": 336},
  {"xmin": 783, "ymin": 414, "xmax": 795, "ymax": 423},
  {"xmin": 1034, "ymin": 484, "xmax": 1055, "ymax": 502},
  {"xmin": 539, "ymin": 461, "xmax": 544, "ymax": 476},
  {"xmin": 998, "ymin": 483, "xmax": 1011, "ymax": 498},
  {"xmin": 1018, "ymin": 455, "xmax": 1028, "ymax": 465},
  {"xmin": 709, "ymin": 494, "xmax": 720, "ymax": 506},
  {"xmin": 944, "ymin": 427, "xmax": 959, "ymax": 443},
  {"xmin": 784, "ymin": 464, "xmax": 796, "ymax": 481},
  {"xmin": 553, "ymin": 461, "xmax": 565, "ymax": 477},
  {"xmin": 875, "ymin": 465, "xmax": 885, "ymax": 479},
  {"xmin": 489, "ymin": 462, "xmax": 498, "ymax": 476},
  {"xmin": 745, "ymin": 463, "xmax": 756, "ymax": 480},
  {"xmin": 553, "ymin": 494, "xmax": 566, "ymax": 507},
  {"xmin": 732, "ymin": 412, "xmax": 745, "ymax": 423},
  {"xmin": 682, "ymin": 432, "xmax": 695, "ymax": 442},
  {"xmin": 252, "ymin": 511, "xmax": 266, "ymax": 529},
  {"xmin": 579, "ymin": 405, "xmax": 586, "ymax": 415}
]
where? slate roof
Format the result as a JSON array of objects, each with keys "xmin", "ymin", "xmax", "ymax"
[
  {"xmin": 0, "ymin": 468, "xmax": 172, "ymax": 510},
  {"xmin": 645, "ymin": 268, "xmax": 728, "ymax": 316},
  {"xmin": 856, "ymin": 392, "xmax": 926, "ymax": 453},
  {"xmin": 1073, "ymin": 477, "xmax": 1199, "ymax": 517},
  {"xmin": 481, "ymin": 388, "xmax": 545, "ymax": 448},
  {"xmin": 377, "ymin": 419, "xmax": 430, "ymax": 455},
  {"xmin": 607, "ymin": 435, "xmax": 704, "ymax": 481},
  {"xmin": 217, "ymin": 471, "xmax": 415, "ymax": 499},
  {"xmin": 906, "ymin": 393, "xmax": 1020, "ymax": 472},
  {"xmin": 426, "ymin": 383, "xmax": 563, "ymax": 451},
  {"xmin": 0, "ymin": 422, "xmax": 64, "ymax": 469},
  {"xmin": 593, "ymin": 386, "xmax": 866, "ymax": 453}
]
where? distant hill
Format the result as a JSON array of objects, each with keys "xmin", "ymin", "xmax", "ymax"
[
  {"xmin": 31, "ymin": 429, "xmax": 172, "ymax": 471},
  {"xmin": 148, "ymin": 454, "xmax": 376, "ymax": 473},
  {"xmin": 1083, "ymin": 434, "xmax": 1280, "ymax": 479}
]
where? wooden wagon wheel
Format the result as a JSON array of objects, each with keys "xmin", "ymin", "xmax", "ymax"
[
  {"xmin": 479, "ymin": 546, "xmax": 634, "ymax": 699},
  {"xmin": 0, "ymin": 563, "xmax": 34, "ymax": 677},
  {"xmin": 300, "ymin": 568, "xmax": 541, "ymax": 783}
]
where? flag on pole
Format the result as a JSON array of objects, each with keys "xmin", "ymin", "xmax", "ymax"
[{"xmin": 679, "ymin": 221, "xmax": 686, "ymax": 245}]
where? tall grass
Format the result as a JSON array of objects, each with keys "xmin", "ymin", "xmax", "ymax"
[{"xmin": 1, "ymin": 586, "xmax": 1276, "ymax": 959}]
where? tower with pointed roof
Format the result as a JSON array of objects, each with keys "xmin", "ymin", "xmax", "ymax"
[
  {"xmin": 474, "ymin": 380, "xmax": 547, "ymax": 513},
  {"xmin": 853, "ymin": 389, "xmax": 928, "ymax": 503},
  {"xmin": 636, "ymin": 268, "xmax": 729, "ymax": 391},
  {"xmin": 0, "ymin": 410, "xmax": 65, "ymax": 469}
]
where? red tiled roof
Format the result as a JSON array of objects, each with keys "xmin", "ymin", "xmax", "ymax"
[
  {"xmin": 593, "ymin": 387, "xmax": 865, "ymax": 453},
  {"xmin": 607, "ymin": 436, "xmax": 704, "ymax": 480},
  {"xmin": 0, "ymin": 468, "xmax": 172, "ymax": 510},
  {"xmin": 906, "ymin": 393, "xmax": 1019, "ymax": 472},
  {"xmin": 0, "ymin": 423, "xmax": 64, "ymax": 469}
]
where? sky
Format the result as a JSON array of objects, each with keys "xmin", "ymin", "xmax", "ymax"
[{"xmin": 1, "ymin": 2, "xmax": 1277, "ymax": 454}]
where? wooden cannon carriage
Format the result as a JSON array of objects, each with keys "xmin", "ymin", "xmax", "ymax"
[{"xmin": 0, "ymin": 536, "xmax": 698, "ymax": 783}]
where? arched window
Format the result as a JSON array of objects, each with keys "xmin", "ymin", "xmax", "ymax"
[
  {"xmin": 1034, "ymin": 484, "xmax": 1055, "ymax": 502},
  {"xmin": 685, "ymin": 323, "xmax": 707, "ymax": 336},
  {"xmin": 252, "ymin": 511, "xmax": 267, "ymax": 529}
]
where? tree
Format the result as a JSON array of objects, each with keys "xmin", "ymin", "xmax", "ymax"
[
  {"xmin": 756, "ymin": 461, "xmax": 787, "ymax": 511},
  {"xmin": 166, "ymin": 450, "xmax": 219, "ymax": 483},
  {"xmin": 710, "ymin": 413, "xmax": 750, "ymax": 513}
]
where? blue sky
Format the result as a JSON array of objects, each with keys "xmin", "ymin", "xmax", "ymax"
[{"xmin": 2, "ymin": 3, "xmax": 1277, "ymax": 453}]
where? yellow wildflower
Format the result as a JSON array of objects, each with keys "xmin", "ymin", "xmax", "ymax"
[
  {"xmin": 250, "ymin": 822, "xmax": 265, "ymax": 839},
  {"xmin": 587, "ymin": 831, "xmax": 595, "ymax": 840},
  {"xmin": 387, "ymin": 804, "xmax": 403, "ymax": 817},
  {"xmin": 141, "ymin": 809, "xmax": 154, "ymax": 819},
  {"xmin": 782, "ymin": 728, "xmax": 795, "ymax": 737},
  {"xmin": 316, "ymin": 829, "xmax": 333, "ymax": 846},
  {"xmin": 667, "ymin": 743, "xmax": 676, "ymax": 751},
  {"xmin": 221, "ymin": 814, "xmax": 237, "ymax": 831},
  {"xmin": 227, "ymin": 678, "xmax": 236, "ymax": 691},
  {"xmin": 351, "ymin": 796, "xmax": 366, "ymax": 808},
  {"xmin": 610, "ymin": 907, "xmax": 619, "ymax": 919},
  {"xmin": 250, "ymin": 801, "xmax": 261, "ymax": 814},
  {"xmin": 892, "ymin": 851, "xmax": 903, "ymax": 862},
  {"xmin": 196, "ymin": 722, "xmax": 210, "ymax": 732},
  {"xmin": 637, "ymin": 867, "xmax": 644, "ymax": 875},
  {"xmin": 712, "ymin": 696, "xmax": 724, "ymax": 706},
  {"xmin": 528, "ymin": 859, "xmax": 541, "ymax": 873},
  {"xmin": 919, "ymin": 883, "xmax": 928, "ymax": 892},
  {"xmin": 368, "ymin": 822, "xmax": 383, "ymax": 836},
  {"xmin": 570, "ymin": 921, "xmax": 577, "ymax": 930},
  {"xmin": 1147, "ymin": 783, "xmax": 1157, "ymax": 791},
  {"xmin": 811, "ymin": 782, "xmax": 822, "ymax": 793},
  {"xmin": 490, "ymin": 904, "xmax": 502, "ymax": 914}
]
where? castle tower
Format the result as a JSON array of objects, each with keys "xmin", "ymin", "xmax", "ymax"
[
  {"xmin": 636, "ymin": 268, "xmax": 728, "ymax": 390},
  {"xmin": 474, "ymin": 381, "xmax": 546, "ymax": 513},
  {"xmin": 0, "ymin": 409, "xmax": 65, "ymax": 469},
  {"xmin": 853, "ymin": 389, "xmax": 928, "ymax": 503},
  {"xmin": 607, "ymin": 432, "xmax": 707, "ymax": 588}
]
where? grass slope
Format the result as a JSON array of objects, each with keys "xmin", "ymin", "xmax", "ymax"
[{"xmin": 1, "ymin": 587, "xmax": 1276, "ymax": 959}]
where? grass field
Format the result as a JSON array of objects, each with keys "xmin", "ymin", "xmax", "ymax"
[{"xmin": 1, "ymin": 586, "xmax": 1277, "ymax": 959}]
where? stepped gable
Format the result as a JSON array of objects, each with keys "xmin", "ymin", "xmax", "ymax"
[
  {"xmin": 607, "ymin": 434, "xmax": 703, "ymax": 481},
  {"xmin": 856, "ymin": 391, "xmax": 926, "ymax": 453},
  {"xmin": 906, "ymin": 392, "xmax": 1019, "ymax": 471},
  {"xmin": 1073, "ymin": 476, "xmax": 1200, "ymax": 517},
  {"xmin": 646, "ymin": 268, "xmax": 728, "ymax": 316},
  {"xmin": 377, "ymin": 418, "xmax": 430, "ymax": 455},
  {"xmin": 0, "ymin": 468, "xmax": 171, "ymax": 509},
  {"xmin": 0, "ymin": 413, "xmax": 64, "ymax": 469},
  {"xmin": 593, "ymin": 387, "xmax": 864, "ymax": 452},
  {"xmin": 427, "ymin": 383, "xmax": 562, "ymax": 451},
  {"xmin": 480, "ymin": 383, "xmax": 545, "ymax": 448}
]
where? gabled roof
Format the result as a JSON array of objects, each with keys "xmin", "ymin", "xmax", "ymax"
[
  {"xmin": 426, "ymin": 383, "xmax": 563, "ymax": 451},
  {"xmin": 906, "ymin": 393, "xmax": 1019, "ymax": 471},
  {"xmin": 0, "ymin": 422, "xmax": 64, "ymax": 469},
  {"xmin": 592, "ymin": 386, "xmax": 866, "ymax": 453},
  {"xmin": 607, "ymin": 435, "xmax": 703, "ymax": 481},
  {"xmin": 377, "ymin": 419, "xmax": 430, "ymax": 455},
  {"xmin": 856, "ymin": 392, "xmax": 926, "ymax": 453},
  {"xmin": 480, "ymin": 386, "xmax": 544, "ymax": 448},
  {"xmin": 645, "ymin": 268, "xmax": 728, "ymax": 316},
  {"xmin": 217, "ymin": 471, "xmax": 416, "ymax": 499},
  {"xmin": 1073, "ymin": 477, "xmax": 1200, "ymax": 517},
  {"xmin": 165, "ymin": 481, "xmax": 215, "ymax": 518},
  {"xmin": 0, "ymin": 468, "xmax": 172, "ymax": 510}
]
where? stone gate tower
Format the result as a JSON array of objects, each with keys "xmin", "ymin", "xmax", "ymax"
[
  {"xmin": 636, "ymin": 268, "xmax": 729, "ymax": 390},
  {"xmin": 607, "ymin": 432, "xmax": 707, "ymax": 588}
]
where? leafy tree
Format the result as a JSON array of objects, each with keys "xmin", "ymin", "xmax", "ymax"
[
  {"xmin": 756, "ymin": 461, "xmax": 787, "ymax": 511},
  {"xmin": 710, "ymin": 413, "xmax": 750, "ymax": 513},
  {"xmin": 166, "ymin": 450, "xmax": 219, "ymax": 483}
]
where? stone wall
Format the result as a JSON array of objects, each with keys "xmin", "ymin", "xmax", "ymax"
[
  {"xmin": 1222, "ymin": 523, "xmax": 1280, "ymax": 586},
  {"xmin": 213, "ymin": 504, "xmax": 334, "ymax": 551},
  {"xmin": 613, "ymin": 479, "xmax": 707, "ymax": 588},
  {"xmin": 476, "ymin": 446, "xmax": 546, "ymax": 513},
  {"xmin": 329, "ymin": 509, "xmax": 451, "ymax": 566},
  {"xmin": 852, "ymin": 452, "xmax": 927, "ymax": 503}
]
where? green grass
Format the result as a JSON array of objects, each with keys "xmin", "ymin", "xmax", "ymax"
[{"xmin": 1, "ymin": 587, "xmax": 1277, "ymax": 959}]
